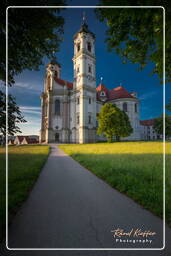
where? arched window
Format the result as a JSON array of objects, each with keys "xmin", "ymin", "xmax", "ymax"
[
  {"xmin": 55, "ymin": 99, "xmax": 60, "ymax": 115},
  {"xmin": 55, "ymin": 71, "xmax": 58, "ymax": 77},
  {"xmin": 123, "ymin": 102, "xmax": 127, "ymax": 112},
  {"xmin": 88, "ymin": 65, "xmax": 92, "ymax": 73},
  {"xmin": 87, "ymin": 42, "xmax": 91, "ymax": 52},
  {"xmin": 77, "ymin": 43, "xmax": 80, "ymax": 52},
  {"xmin": 88, "ymin": 115, "xmax": 91, "ymax": 124},
  {"xmin": 77, "ymin": 66, "xmax": 80, "ymax": 73},
  {"xmin": 135, "ymin": 103, "xmax": 137, "ymax": 113},
  {"xmin": 77, "ymin": 115, "xmax": 80, "ymax": 124}
]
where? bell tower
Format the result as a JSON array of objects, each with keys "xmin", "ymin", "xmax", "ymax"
[{"xmin": 72, "ymin": 17, "xmax": 97, "ymax": 143}]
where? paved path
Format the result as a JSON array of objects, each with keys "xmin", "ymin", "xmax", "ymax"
[{"xmin": 4, "ymin": 145, "xmax": 171, "ymax": 255}]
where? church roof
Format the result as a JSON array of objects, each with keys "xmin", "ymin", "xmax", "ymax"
[
  {"xmin": 96, "ymin": 85, "xmax": 135, "ymax": 101},
  {"xmin": 140, "ymin": 119, "xmax": 155, "ymax": 126},
  {"xmin": 54, "ymin": 77, "xmax": 73, "ymax": 89},
  {"xmin": 96, "ymin": 84, "xmax": 108, "ymax": 92},
  {"xmin": 48, "ymin": 57, "xmax": 61, "ymax": 67},
  {"xmin": 109, "ymin": 86, "xmax": 135, "ymax": 100},
  {"xmin": 73, "ymin": 22, "xmax": 95, "ymax": 39}
]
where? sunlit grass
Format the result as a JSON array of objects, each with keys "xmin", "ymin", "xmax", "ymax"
[
  {"xmin": 0, "ymin": 145, "xmax": 49, "ymax": 241},
  {"xmin": 59, "ymin": 142, "xmax": 171, "ymax": 227}
]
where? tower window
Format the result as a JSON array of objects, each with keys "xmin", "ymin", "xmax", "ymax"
[
  {"xmin": 77, "ymin": 43, "xmax": 80, "ymax": 52},
  {"xmin": 77, "ymin": 66, "xmax": 80, "ymax": 73},
  {"xmin": 55, "ymin": 99, "xmax": 60, "ymax": 115},
  {"xmin": 77, "ymin": 97, "xmax": 80, "ymax": 105},
  {"xmin": 89, "ymin": 98, "xmax": 91, "ymax": 104},
  {"xmin": 88, "ymin": 65, "xmax": 92, "ymax": 73},
  {"xmin": 55, "ymin": 71, "xmax": 58, "ymax": 77},
  {"xmin": 88, "ymin": 115, "xmax": 91, "ymax": 124},
  {"xmin": 77, "ymin": 115, "xmax": 80, "ymax": 124},
  {"xmin": 87, "ymin": 42, "xmax": 91, "ymax": 52},
  {"xmin": 135, "ymin": 103, "xmax": 137, "ymax": 112},
  {"xmin": 123, "ymin": 102, "xmax": 127, "ymax": 112}
]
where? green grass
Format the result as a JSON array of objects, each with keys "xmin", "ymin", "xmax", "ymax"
[
  {"xmin": 0, "ymin": 144, "xmax": 49, "ymax": 241},
  {"xmin": 59, "ymin": 142, "xmax": 171, "ymax": 227}
]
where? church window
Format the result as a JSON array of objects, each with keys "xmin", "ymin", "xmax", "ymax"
[
  {"xmin": 77, "ymin": 97, "xmax": 80, "ymax": 104},
  {"xmin": 135, "ymin": 103, "xmax": 137, "ymax": 112},
  {"xmin": 89, "ymin": 98, "xmax": 91, "ymax": 104},
  {"xmin": 55, "ymin": 71, "xmax": 58, "ymax": 77},
  {"xmin": 77, "ymin": 115, "xmax": 80, "ymax": 124},
  {"xmin": 88, "ymin": 115, "xmax": 91, "ymax": 124},
  {"xmin": 100, "ymin": 91, "xmax": 105, "ymax": 96},
  {"xmin": 123, "ymin": 102, "xmax": 127, "ymax": 112},
  {"xmin": 55, "ymin": 99, "xmax": 60, "ymax": 115},
  {"xmin": 88, "ymin": 65, "xmax": 92, "ymax": 73},
  {"xmin": 87, "ymin": 42, "xmax": 91, "ymax": 52},
  {"xmin": 77, "ymin": 43, "xmax": 80, "ymax": 52},
  {"xmin": 77, "ymin": 66, "xmax": 80, "ymax": 73}
]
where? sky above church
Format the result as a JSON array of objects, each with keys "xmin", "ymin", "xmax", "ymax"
[{"xmin": 6, "ymin": 3, "xmax": 171, "ymax": 135}]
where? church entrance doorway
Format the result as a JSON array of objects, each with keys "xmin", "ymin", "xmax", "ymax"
[{"xmin": 55, "ymin": 133, "xmax": 60, "ymax": 142}]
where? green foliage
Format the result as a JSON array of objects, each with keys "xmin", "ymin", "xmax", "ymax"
[
  {"xmin": 154, "ymin": 114, "xmax": 171, "ymax": 138},
  {"xmin": 0, "ymin": 91, "xmax": 26, "ymax": 136},
  {"xmin": 0, "ymin": 145, "xmax": 49, "ymax": 240},
  {"xmin": 97, "ymin": 103, "xmax": 133, "ymax": 142},
  {"xmin": 60, "ymin": 142, "xmax": 171, "ymax": 226},
  {"xmin": 166, "ymin": 99, "xmax": 171, "ymax": 111},
  {"xmin": 1, "ymin": 1, "xmax": 66, "ymax": 85},
  {"xmin": 96, "ymin": 1, "xmax": 170, "ymax": 82}
]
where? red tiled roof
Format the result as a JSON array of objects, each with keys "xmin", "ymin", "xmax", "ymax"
[
  {"xmin": 96, "ymin": 85, "xmax": 135, "ymax": 101},
  {"xmin": 16, "ymin": 136, "xmax": 29, "ymax": 142},
  {"xmin": 96, "ymin": 84, "xmax": 108, "ymax": 92},
  {"xmin": 54, "ymin": 77, "xmax": 73, "ymax": 89},
  {"xmin": 96, "ymin": 84, "xmax": 109, "ymax": 100},
  {"xmin": 26, "ymin": 138, "xmax": 38, "ymax": 144},
  {"xmin": 8, "ymin": 139, "xmax": 14, "ymax": 144},
  {"xmin": 140, "ymin": 119, "xmax": 155, "ymax": 126},
  {"xmin": 108, "ymin": 86, "xmax": 135, "ymax": 100}
]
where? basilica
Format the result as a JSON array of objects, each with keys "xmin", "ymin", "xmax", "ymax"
[{"xmin": 40, "ymin": 21, "xmax": 141, "ymax": 144}]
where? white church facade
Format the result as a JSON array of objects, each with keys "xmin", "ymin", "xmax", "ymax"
[{"xmin": 40, "ymin": 21, "xmax": 141, "ymax": 144}]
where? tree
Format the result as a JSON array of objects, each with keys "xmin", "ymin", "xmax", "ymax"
[
  {"xmin": 0, "ymin": 91, "xmax": 26, "ymax": 138},
  {"xmin": 154, "ymin": 114, "xmax": 171, "ymax": 138},
  {"xmin": 0, "ymin": 1, "xmax": 65, "ymax": 136},
  {"xmin": 97, "ymin": 103, "xmax": 133, "ymax": 142},
  {"xmin": 166, "ymin": 99, "xmax": 171, "ymax": 111},
  {"xmin": 1, "ymin": 1, "xmax": 66, "ymax": 85},
  {"xmin": 96, "ymin": 1, "xmax": 171, "ymax": 83}
]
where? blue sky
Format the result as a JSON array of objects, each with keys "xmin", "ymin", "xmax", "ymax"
[{"xmin": 7, "ymin": 5, "xmax": 171, "ymax": 135}]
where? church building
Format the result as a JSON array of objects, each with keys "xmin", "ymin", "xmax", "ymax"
[{"xmin": 40, "ymin": 20, "xmax": 141, "ymax": 144}]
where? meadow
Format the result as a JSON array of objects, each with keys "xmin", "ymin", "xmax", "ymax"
[
  {"xmin": 0, "ymin": 144, "xmax": 49, "ymax": 240},
  {"xmin": 59, "ymin": 142, "xmax": 171, "ymax": 227}
]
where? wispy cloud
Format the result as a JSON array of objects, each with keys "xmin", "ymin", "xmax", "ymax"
[
  {"xmin": 19, "ymin": 106, "xmax": 41, "ymax": 115},
  {"xmin": 15, "ymin": 82, "xmax": 42, "ymax": 93},
  {"xmin": 17, "ymin": 107, "xmax": 41, "ymax": 135},
  {"xmin": 139, "ymin": 91, "xmax": 157, "ymax": 100}
]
